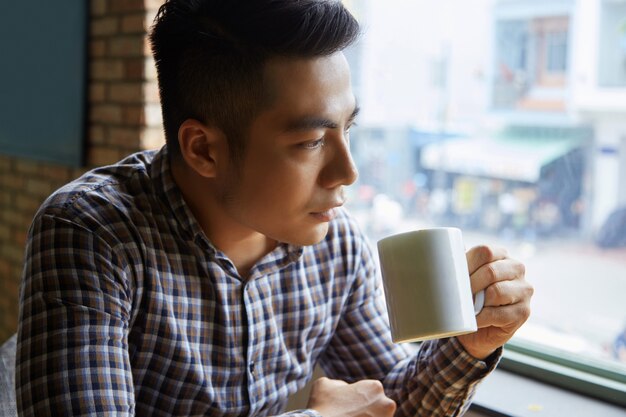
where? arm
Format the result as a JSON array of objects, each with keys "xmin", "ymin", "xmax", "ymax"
[
  {"xmin": 16, "ymin": 211, "xmax": 135, "ymax": 416},
  {"xmin": 317, "ymin": 238, "xmax": 500, "ymax": 417}
]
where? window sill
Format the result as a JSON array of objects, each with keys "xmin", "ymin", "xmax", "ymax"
[
  {"xmin": 470, "ymin": 368, "xmax": 626, "ymax": 417},
  {"xmin": 287, "ymin": 348, "xmax": 626, "ymax": 416}
]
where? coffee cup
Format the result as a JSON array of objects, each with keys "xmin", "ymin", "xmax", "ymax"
[{"xmin": 377, "ymin": 227, "xmax": 484, "ymax": 343}]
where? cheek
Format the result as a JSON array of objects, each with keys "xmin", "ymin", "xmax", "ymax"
[
  {"xmin": 234, "ymin": 151, "xmax": 322, "ymax": 212},
  {"xmin": 256, "ymin": 174, "xmax": 316, "ymax": 220},
  {"xmin": 256, "ymin": 175, "xmax": 308, "ymax": 208}
]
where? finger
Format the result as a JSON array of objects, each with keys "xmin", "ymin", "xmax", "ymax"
[
  {"xmin": 483, "ymin": 278, "xmax": 532, "ymax": 307},
  {"xmin": 466, "ymin": 245, "xmax": 508, "ymax": 275},
  {"xmin": 476, "ymin": 302, "xmax": 531, "ymax": 330},
  {"xmin": 470, "ymin": 258, "xmax": 526, "ymax": 294}
]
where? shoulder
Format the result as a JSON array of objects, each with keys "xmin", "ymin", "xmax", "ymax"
[
  {"xmin": 32, "ymin": 149, "xmax": 159, "ymax": 238},
  {"xmin": 42, "ymin": 150, "xmax": 157, "ymax": 209}
]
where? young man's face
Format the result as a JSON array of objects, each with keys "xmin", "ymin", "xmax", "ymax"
[{"xmin": 216, "ymin": 52, "xmax": 359, "ymax": 246}]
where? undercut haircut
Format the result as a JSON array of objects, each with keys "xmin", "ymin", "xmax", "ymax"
[{"xmin": 149, "ymin": 0, "xmax": 360, "ymax": 161}]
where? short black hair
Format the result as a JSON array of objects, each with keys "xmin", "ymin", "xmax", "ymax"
[{"xmin": 149, "ymin": 0, "xmax": 360, "ymax": 161}]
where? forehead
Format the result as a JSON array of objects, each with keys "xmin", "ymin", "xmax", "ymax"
[{"xmin": 261, "ymin": 52, "xmax": 355, "ymax": 121}]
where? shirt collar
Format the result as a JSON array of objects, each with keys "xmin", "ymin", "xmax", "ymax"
[{"xmin": 150, "ymin": 145, "xmax": 212, "ymax": 248}]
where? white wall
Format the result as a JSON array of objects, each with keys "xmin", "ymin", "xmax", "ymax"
[{"xmin": 355, "ymin": 0, "xmax": 493, "ymax": 131}]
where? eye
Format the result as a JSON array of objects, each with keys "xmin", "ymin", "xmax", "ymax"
[{"xmin": 301, "ymin": 137, "xmax": 325, "ymax": 150}]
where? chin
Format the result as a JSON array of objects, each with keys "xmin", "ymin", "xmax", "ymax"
[{"xmin": 284, "ymin": 223, "xmax": 330, "ymax": 247}]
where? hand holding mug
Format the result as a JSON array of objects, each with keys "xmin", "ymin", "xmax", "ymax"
[
  {"xmin": 456, "ymin": 245, "xmax": 533, "ymax": 359},
  {"xmin": 377, "ymin": 228, "xmax": 533, "ymax": 359}
]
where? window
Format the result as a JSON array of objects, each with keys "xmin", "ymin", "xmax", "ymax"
[
  {"xmin": 493, "ymin": 16, "xmax": 569, "ymax": 111},
  {"xmin": 533, "ymin": 17, "xmax": 569, "ymax": 86},
  {"xmin": 598, "ymin": 0, "xmax": 626, "ymax": 87},
  {"xmin": 545, "ymin": 30, "xmax": 568, "ymax": 73},
  {"xmin": 493, "ymin": 19, "xmax": 531, "ymax": 109},
  {"xmin": 343, "ymin": 0, "xmax": 626, "ymax": 406}
]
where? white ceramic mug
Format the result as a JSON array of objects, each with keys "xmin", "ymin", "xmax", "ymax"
[{"xmin": 377, "ymin": 227, "xmax": 484, "ymax": 343}]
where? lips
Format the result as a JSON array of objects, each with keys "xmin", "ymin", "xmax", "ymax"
[
  {"xmin": 310, "ymin": 208, "xmax": 338, "ymax": 222},
  {"xmin": 310, "ymin": 203, "xmax": 343, "ymax": 222}
]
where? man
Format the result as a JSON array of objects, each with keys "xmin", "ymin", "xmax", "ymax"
[{"xmin": 16, "ymin": 1, "xmax": 533, "ymax": 416}]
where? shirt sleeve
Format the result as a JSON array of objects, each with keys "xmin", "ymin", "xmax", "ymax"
[
  {"xmin": 318, "ymin": 233, "xmax": 501, "ymax": 417},
  {"xmin": 16, "ymin": 210, "xmax": 135, "ymax": 416},
  {"xmin": 281, "ymin": 410, "xmax": 323, "ymax": 417}
]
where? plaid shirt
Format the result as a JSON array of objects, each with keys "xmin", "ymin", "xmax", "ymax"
[{"xmin": 16, "ymin": 146, "xmax": 499, "ymax": 417}]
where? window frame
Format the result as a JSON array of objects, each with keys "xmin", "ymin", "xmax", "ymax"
[
  {"xmin": 499, "ymin": 339, "xmax": 626, "ymax": 407},
  {"xmin": 342, "ymin": 0, "xmax": 626, "ymax": 408}
]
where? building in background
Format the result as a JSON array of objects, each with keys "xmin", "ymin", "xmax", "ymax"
[
  {"xmin": 487, "ymin": 0, "xmax": 626, "ymax": 240},
  {"xmin": 571, "ymin": 0, "xmax": 626, "ymax": 238},
  {"xmin": 346, "ymin": 0, "xmax": 626, "ymax": 243},
  {"xmin": 343, "ymin": 0, "xmax": 626, "ymax": 367}
]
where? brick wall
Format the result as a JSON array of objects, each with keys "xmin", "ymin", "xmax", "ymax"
[{"xmin": 0, "ymin": 0, "xmax": 164, "ymax": 342}]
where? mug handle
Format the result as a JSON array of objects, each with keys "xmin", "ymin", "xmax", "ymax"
[{"xmin": 474, "ymin": 290, "xmax": 485, "ymax": 315}]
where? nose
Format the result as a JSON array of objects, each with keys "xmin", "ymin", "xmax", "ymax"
[{"xmin": 319, "ymin": 133, "xmax": 359, "ymax": 189}]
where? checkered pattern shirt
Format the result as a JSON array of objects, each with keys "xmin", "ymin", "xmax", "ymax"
[{"xmin": 16, "ymin": 146, "xmax": 499, "ymax": 417}]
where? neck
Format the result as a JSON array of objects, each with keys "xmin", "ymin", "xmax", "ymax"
[{"xmin": 170, "ymin": 158, "xmax": 276, "ymax": 278}]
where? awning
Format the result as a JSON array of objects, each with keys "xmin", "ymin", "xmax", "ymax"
[{"xmin": 420, "ymin": 128, "xmax": 586, "ymax": 183}]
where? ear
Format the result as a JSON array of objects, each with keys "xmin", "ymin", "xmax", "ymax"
[{"xmin": 177, "ymin": 119, "xmax": 227, "ymax": 178}]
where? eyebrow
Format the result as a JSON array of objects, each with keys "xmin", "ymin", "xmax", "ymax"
[{"xmin": 284, "ymin": 105, "xmax": 360, "ymax": 132}]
